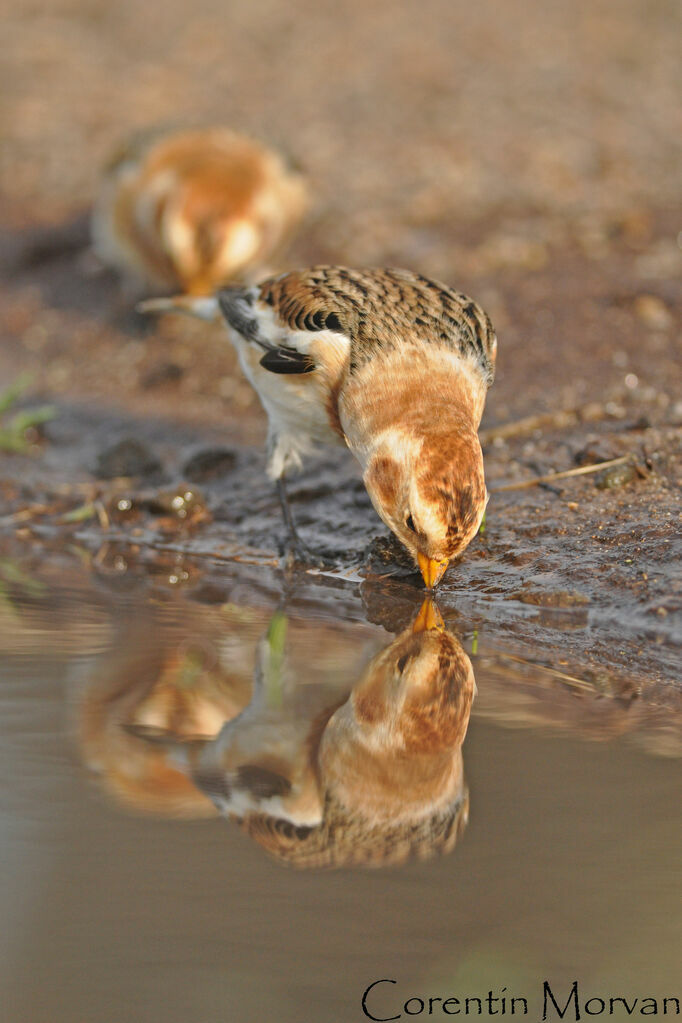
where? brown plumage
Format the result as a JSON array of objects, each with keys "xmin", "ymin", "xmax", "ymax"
[
  {"xmin": 259, "ymin": 266, "xmax": 496, "ymax": 380},
  {"xmin": 92, "ymin": 127, "xmax": 307, "ymax": 295},
  {"xmin": 236, "ymin": 601, "xmax": 475, "ymax": 868},
  {"xmin": 141, "ymin": 265, "xmax": 497, "ymax": 585},
  {"xmin": 239, "ymin": 789, "xmax": 469, "ymax": 869}
]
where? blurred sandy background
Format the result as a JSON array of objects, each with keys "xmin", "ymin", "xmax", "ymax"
[
  {"xmin": 2, "ymin": 0, "xmax": 681, "ymax": 222},
  {"xmin": 1, "ymin": 0, "xmax": 680, "ymax": 422}
]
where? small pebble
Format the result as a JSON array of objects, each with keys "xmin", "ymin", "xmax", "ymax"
[
  {"xmin": 633, "ymin": 294, "xmax": 672, "ymax": 330},
  {"xmin": 140, "ymin": 361, "xmax": 184, "ymax": 389},
  {"xmin": 95, "ymin": 438, "xmax": 162, "ymax": 479},
  {"xmin": 182, "ymin": 447, "xmax": 237, "ymax": 482},
  {"xmin": 151, "ymin": 485, "xmax": 207, "ymax": 519},
  {"xmin": 595, "ymin": 462, "xmax": 637, "ymax": 489}
]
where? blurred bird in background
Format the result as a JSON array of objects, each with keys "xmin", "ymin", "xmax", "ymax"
[
  {"xmin": 91, "ymin": 127, "xmax": 307, "ymax": 295},
  {"xmin": 142, "ymin": 265, "xmax": 496, "ymax": 587}
]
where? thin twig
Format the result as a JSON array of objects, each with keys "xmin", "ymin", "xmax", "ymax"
[
  {"xmin": 490, "ymin": 652, "xmax": 594, "ymax": 691},
  {"xmin": 479, "ymin": 403, "xmax": 609, "ymax": 446},
  {"xmin": 94, "ymin": 500, "xmax": 110, "ymax": 530},
  {"xmin": 489, "ymin": 455, "xmax": 631, "ymax": 493},
  {"xmin": 82, "ymin": 530, "xmax": 281, "ymax": 568},
  {"xmin": 0, "ymin": 503, "xmax": 59, "ymax": 527}
]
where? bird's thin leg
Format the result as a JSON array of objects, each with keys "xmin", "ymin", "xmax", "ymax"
[
  {"xmin": 276, "ymin": 476, "xmax": 329, "ymax": 568},
  {"xmin": 277, "ymin": 476, "xmax": 300, "ymax": 547}
]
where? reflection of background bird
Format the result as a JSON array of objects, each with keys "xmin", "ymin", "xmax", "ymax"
[
  {"xmin": 91, "ymin": 127, "xmax": 307, "ymax": 296},
  {"xmin": 76, "ymin": 618, "xmax": 254, "ymax": 818},
  {"xmin": 143, "ymin": 266, "xmax": 496, "ymax": 586}
]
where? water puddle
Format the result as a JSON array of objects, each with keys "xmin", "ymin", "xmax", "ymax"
[{"xmin": 0, "ymin": 542, "xmax": 679, "ymax": 1021}]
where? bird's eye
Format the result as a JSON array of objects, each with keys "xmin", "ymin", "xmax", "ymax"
[{"xmin": 406, "ymin": 514, "xmax": 417, "ymax": 533}]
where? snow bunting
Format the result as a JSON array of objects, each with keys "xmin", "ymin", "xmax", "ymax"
[
  {"xmin": 141, "ymin": 265, "xmax": 496, "ymax": 586},
  {"xmin": 91, "ymin": 127, "xmax": 307, "ymax": 295}
]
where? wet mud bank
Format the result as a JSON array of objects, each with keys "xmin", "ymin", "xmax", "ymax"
[{"xmin": 0, "ymin": 380, "xmax": 679, "ymax": 761}]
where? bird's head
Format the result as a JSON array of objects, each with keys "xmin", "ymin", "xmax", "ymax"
[{"xmin": 364, "ymin": 427, "xmax": 488, "ymax": 587}]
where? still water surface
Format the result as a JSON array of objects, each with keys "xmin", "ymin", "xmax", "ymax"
[{"xmin": 0, "ymin": 549, "xmax": 679, "ymax": 1023}]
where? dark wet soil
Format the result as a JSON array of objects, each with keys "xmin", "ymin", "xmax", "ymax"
[{"xmin": 1, "ymin": 358, "xmax": 679, "ymax": 696}]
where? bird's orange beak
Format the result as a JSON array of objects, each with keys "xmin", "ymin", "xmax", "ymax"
[
  {"xmin": 417, "ymin": 552, "xmax": 449, "ymax": 589},
  {"xmin": 412, "ymin": 598, "xmax": 445, "ymax": 633}
]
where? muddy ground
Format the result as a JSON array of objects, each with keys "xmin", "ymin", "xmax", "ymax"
[{"xmin": 0, "ymin": 0, "xmax": 680, "ymax": 716}]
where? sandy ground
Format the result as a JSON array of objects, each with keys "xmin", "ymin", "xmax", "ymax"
[{"xmin": 0, "ymin": 0, "xmax": 680, "ymax": 698}]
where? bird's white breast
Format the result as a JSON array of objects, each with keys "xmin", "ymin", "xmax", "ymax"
[{"xmin": 228, "ymin": 327, "xmax": 349, "ymax": 477}]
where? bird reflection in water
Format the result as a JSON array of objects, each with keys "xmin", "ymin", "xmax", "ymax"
[{"xmin": 77, "ymin": 599, "xmax": 475, "ymax": 868}]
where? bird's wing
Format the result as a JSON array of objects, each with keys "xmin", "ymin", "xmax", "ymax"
[
  {"xmin": 137, "ymin": 282, "xmax": 338, "ymax": 377},
  {"xmin": 218, "ymin": 285, "xmax": 319, "ymax": 374},
  {"xmin": 255, "ymin": 267, "xmax": 497, "ymax": 385},
  {"xmin": 257, "ymin": 347, "xmax": 316, "ymax": 374},
  {"xmin": 218, "ymin": 267, "xmax": 496, "ymax": 385}
]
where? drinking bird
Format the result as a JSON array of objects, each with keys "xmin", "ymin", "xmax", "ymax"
[{"xmin": 141, "ymin": 265, "xmax": 496, "ymax": 587}]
